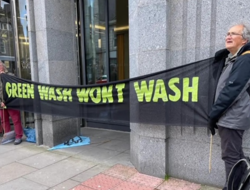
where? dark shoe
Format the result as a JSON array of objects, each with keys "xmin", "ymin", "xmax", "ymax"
[{"xmin": 14, "ymin": 138, "xmax": 22, "ymax": 145}]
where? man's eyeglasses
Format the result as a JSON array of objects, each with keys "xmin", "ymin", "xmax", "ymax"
[{"xmin": 226, "ymin": 32, "xmax": 243, "ymax": 37}]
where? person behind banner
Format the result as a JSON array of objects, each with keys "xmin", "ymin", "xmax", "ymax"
[
  {"xmin": 208, "ymin": 24, "xmax": 250, "ymax": 190},
  {"xmin": 0, "ymin": 61, "xmax": 23, "ymax": 145}
]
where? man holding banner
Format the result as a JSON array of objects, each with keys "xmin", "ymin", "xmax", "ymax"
[
  {"xmin": 208, "ymin": 24, "xmax": 250, "ymax": 189},
  {"xmin": 0, "ymin": 61, "xmax": 23, "ymax": 145}
]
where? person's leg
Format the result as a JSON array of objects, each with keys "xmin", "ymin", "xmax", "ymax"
[
  {"xmin": 8, "ymin": 109, "xmax": 23, "ymax": 139},
  {"xmin": 0, "ymin": 109, "xmax": 11, "ymax": 133},
  {"xmin": 218, "ymin": 126, "xmax": 245, "ymax": 190}
]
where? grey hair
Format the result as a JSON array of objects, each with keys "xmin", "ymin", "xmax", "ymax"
[{"xmin": 242, "ymin": 24, "xmax": 250, "ymax": 41}]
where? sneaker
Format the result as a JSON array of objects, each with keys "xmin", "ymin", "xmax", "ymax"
[{"xmin": 14, "ymin": 138, "xmax": 22, "ymax": 145}]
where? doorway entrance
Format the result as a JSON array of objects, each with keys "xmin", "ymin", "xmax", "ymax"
[{"xmin": 77, "ymin": 0, "xmax": 129, "ymax": 131}]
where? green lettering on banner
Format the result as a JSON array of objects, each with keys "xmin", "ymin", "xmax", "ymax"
[
  {"xmin": 11, "ymin": 83, "xmax": 18, "ymax": 98},
  {"xmin": 38, "ymin": 85, "xmax": 49, "ymax": 100},
  {"xmin": 26, "ymin": 84, "xmax": 34, "ymax": 99},
  {"xmin": 134, "ymin": 80, "xmax": 154, "ymax": 102},
  {"xmin": 5, "ymin": 83, "xmax": 34, "ymax": 99},
  {"xmin": 182, "ymin": 77, "xmax": 199, "ymax": 102},
  {"xmin": 102, "ymin": 85, "xmax": 114, "ymax": 103},
  {"xmin": 153, "ymin": 79, "xmax": 168, "ymax": 102},
  {"xmin": 168, "ymin": 78, "xmax": 181, "ymax": 102},
  {"xmin": 90, "ymin": 87, "xmax": 101, "ymax": 103},
  {"xmin": 5, "ymin": 82, "xmax": 11, "ymax": 98},
  {"xmin": 77, "ymin": 88, "xmax": 90, "ymax": 102},
  {"xmin": 17, "ymin": 83, "xmax": 22, "ymax": 98},
  {"xmin": 62, "ymin": 88, "xmax": 72, "ymax": 102},
  {"xmin": 49, "ymin": 87, "xmax": 56, "ymax": 101},
  {"xmin": 115, "ymin": 83, "xmax": 125, "ymax": 103},
  {"xmin": 22, "ymin": 84, "xmax": 27, "ymax": 98},
  {"xmin": 56, "ymin": 88, "xmax": 63, "ymax": 101}
]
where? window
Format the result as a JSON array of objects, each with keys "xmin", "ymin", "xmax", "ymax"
[{"xmin": 0, "ymin": 38, "xmax": 6, "ymax": 53}]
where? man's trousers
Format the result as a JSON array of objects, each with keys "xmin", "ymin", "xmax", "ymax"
[
  {"xmin": 0, "ymin": 109, "xmax": 23, "ymax": 139},
  {"xmin": 218, "ymin": 126, "xmax": 245, "ymax": 189}
]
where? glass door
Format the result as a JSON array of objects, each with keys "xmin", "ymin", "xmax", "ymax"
[
  {"xmin": 0, "ymin": 0, "xmax": 15, "ymax": 73},
  {"xmin": 14, "ymin": 0, "xmax": 33, "ymax": 126},
  {"xmin": 79, "ymin": 0, "xmax": 129, "ymax": 131}
]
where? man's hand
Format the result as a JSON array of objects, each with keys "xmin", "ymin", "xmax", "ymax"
[
  {"xmin": 1, "ymin": 102, "xmax": 5, "ymax": 108},
  {"xmin": 208, "ymin": 118, "xmax": 218, "ymax": 135}
]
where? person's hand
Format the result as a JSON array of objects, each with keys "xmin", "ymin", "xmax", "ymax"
[
  {"xmin": 208, "ymin": 118, "xmax": 218, "ymax": 135},
  {"xmin": 1, "ymin": 102, "xmax": 5, "ymax": 108},
  {"xmin": 0, "ymin": 70, "xmax": 5, "ymax": 74}
]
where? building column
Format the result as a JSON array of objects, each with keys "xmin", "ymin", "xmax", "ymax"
[
  {"xmin": 29, "ymin": 0, "xmax": 80, "ymax": 147},
  {"xmin": 129, "ymin": 0, "xmax": 170, "ymax": 178}
]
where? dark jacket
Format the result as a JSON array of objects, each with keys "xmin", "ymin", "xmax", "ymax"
[{"xmin": 209, "ymin": 42, "xmax": 250, "ymax": 130}]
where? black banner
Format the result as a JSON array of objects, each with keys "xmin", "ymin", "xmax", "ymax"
[{"xmin": 1, "ymin": 58, "xmax": 215, "ymax": 127}]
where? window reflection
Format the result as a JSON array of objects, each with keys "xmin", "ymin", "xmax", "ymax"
[
  {"xmin": 0, "ymin": 0, "xmax": 15, "ymax": 73},
  {"xmin": 16, "ymin": 0, "xmax": 30, "ymax": 80},
  {"xmin": 15, "ymin": 0, "xmax": 33, "ymax": 125},
  {"xmin": 84, "ymin": 0, "xmax": 107, "ymax": 84},
  {"xmin": 109, "ymin": 0, "xmax": 129, "ymax": 82}
]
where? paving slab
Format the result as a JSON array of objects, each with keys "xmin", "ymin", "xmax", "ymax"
[
  {"xmin": 102, "ymin": 152, "xmax": 133, "ymax": 167},
  {"xmin": 72, "ymin": 164, "xmax": 110, "ymax": 182},
  {"xmin": 73, "ymin": 146, "xmax": 122, "ymax": 163},
  {"xmin": 18, "ymin": 151, "xmax": 69, "ymax": 169},
  {"xmin": 49, "ymin": 179, "xmax": 80, "ymax": 190},
  {"xmin": 0, "ymin": 177, "xmax": 48, "ymax": 190},
  {"xmin": 97, "ymin": 139, "xmax": 130, "ymax": 152},
  {"xmin": 0, "ymin": 144, "xmax": 46, "ymax": 167},
  {"xmin": 24, "ymin": 157, "xmax": 96, "ymax": 187},
  {"xmin": 0, "ymin": 162, "xmax": 36, "ymax": 185}
]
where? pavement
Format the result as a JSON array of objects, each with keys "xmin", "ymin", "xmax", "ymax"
[{"xmin": 0, "ymin": 127, "xmax": 221, "ymax": 190}]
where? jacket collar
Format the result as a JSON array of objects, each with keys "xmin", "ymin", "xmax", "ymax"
[{"xmin": 214, "ymin": 42, "xmax": 250, "ymax": 61}]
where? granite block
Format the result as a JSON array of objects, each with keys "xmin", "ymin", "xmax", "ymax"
[
  {"xmin": 167, "ymin": 138, "xmax": 224, "ymax": 187},
  {"xmin": 45, "ymin": 0, "xmax": 75, "ymax": 33},
  {"xmin": 128, "ymin": 18, "xmax": 139, "ymax": 54},
  {"xmin": 46, "ymin": 29, "xmax": 74, "ymax": 61},
  {"xmin": 137, "ymin": 4, "xmax": 167, "ymax": 51},
  {"xmin": 130, "ymin": 131, "xmax": 139, "ymax": 168},
  {"xmin": 27, "ymin": 0, "xmax": 35, "ymax": 32},
  {"xmin": 48, "ymin": 61, "xmax": 78, "ymax": 85},
  {"xmin": 128, "ymin": 54, "xmax": 139, "ymax": 78},
  {"xmin": 136, "ymin": 135, "xmax": 166, "ymax": 178},
  {"xmin": 35, "ymin": 30, "xmax": 49, "ymax": 63},
  {"xmin": 33, "ymin": 0, "xmax": 46, "ymax": 31},
  {"xmin": 130, "ymin": 123, "xmax": 166, "ymax": 139},
  {"xmin": 129, "ymin": 0, "xmax": 139, "ymax": 17},
  {"xmin": 42, "ymin": 118, "xmax": 79, "ymax": 147},
  {"xmin": 138, "ymin": 0, "xmax": 167, "ymax": 6},
  {"xmin": 137, "ymin": 50, "xmax": 168, "ymax": 75},
  {"xmin": 28, "ymin": 31, "xmax": 38, "ymax": 62}
]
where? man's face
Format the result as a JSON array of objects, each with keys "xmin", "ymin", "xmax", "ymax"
[{"xmin": 225, "ymin": 25, "xmax": 247, "ymax": 55}]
